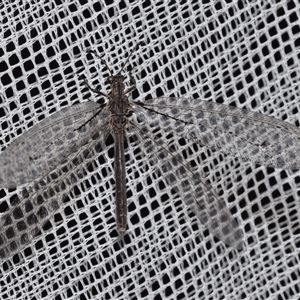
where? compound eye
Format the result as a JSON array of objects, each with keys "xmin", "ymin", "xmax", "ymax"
[{"xmin": 106, "ymin": 77, "xmax": 113, "ymax": 84}]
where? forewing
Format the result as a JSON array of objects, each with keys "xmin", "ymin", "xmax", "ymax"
[
  {"xmin": 0, "ymin": 101, "xmax": 107, "ymax": 188},
  {"xmin": 0, "ymin": 102, "xmax": 110, "ymax": 259},
  {"xmin": 137, "ymin": 97, "xmax": 300, "ymax": 170},
  {"xmin": 128, "ymin": 118, "xmax": 243, "ymax": 250},
  {"xmin": 0, "ymin": 126, "xmax": 111, "ymax": 260}
]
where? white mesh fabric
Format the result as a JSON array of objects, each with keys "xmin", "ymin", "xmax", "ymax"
[{"xmin": 1, "ymin": 1, "xmax": 300, "ymax": 299}]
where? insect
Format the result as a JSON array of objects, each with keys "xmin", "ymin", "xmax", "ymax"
[{"xmin": 1, "ymin": 44, "xmax": 300, "ymax": 259}]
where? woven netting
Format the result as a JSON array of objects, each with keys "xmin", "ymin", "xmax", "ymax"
[{"xmin": 0, "ymin": 1, "xmax": 300, "ymax": 299}]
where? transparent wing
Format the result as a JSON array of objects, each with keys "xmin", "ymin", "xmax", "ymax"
[
  {"xmin": 136, "ymin": 97, "xmax": 300, "ymax": 171},
  {"xmin": 132, "ymin": 96, "xmax": 300, "ymax": 249},
  {"xmin": 0, "ymin": 132, "xmax": 111, "ymax": 260},
  {"xmin": 0, "ymin": 101, "xmax": 108, "ymax": 188},
  {"xmin": 128, "ymin": 119, "xmax": 244, "ymax": 250},
  {"xmin": 0, "ymin": 103, "xmax": 111, "ymax": 260}
]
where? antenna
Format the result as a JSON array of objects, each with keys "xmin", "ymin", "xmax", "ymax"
[
  {"xmin": 87, "ymin": 49, "xmax": 113, "ymax": 76},
  {"xmin": 117, "ymin": 42, "xmax": 142, "ymax": 75}
]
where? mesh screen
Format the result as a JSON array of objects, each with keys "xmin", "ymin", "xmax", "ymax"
[{"xmin": 1, "ymin": 1, "xmax": 300, "ymax": 299}]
